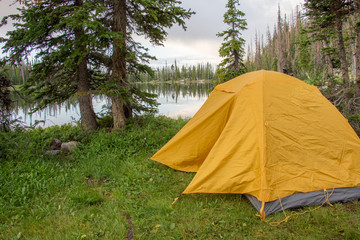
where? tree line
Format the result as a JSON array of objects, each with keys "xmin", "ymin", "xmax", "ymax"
[
  {"xmin": 150, "ymin": 61, "xmax": 214, "ymax": 82},
  {"xmin": 128, "ymin": 61, "xmax": 216, "ymax": 82},
  {"xmin": 1, "ymin": 61, "xmax": 216, "ymax": 85},
  {"xmin": 0, "ymin": 63, "xmax": 31, "ymax": 86}
]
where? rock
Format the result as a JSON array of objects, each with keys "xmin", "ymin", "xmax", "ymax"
[
  {"xmin": 61, "ymin": 141, "xmax": 78, "ymax": 153},
  {"xmin": 50, "ymin": 139, "xmax": 62, "ymax": 150},
  {"xmin": 45, "ymin": 150, "xmax": 61, "ymax": 156}
]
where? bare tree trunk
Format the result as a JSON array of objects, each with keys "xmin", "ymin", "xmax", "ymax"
[
  {"xmin": 276, "ymin": 6, "xmax": 282, "ymax": 72},
  {"xmin": 77, "ymin": 57, "xmax": 98, "ymax": 130},
  {"xmin": 322, "ymin": 40, "xmax": 334, "ymax": 76},
  {"xmin": 255, "ymin": 31, "xmax": 261, "ymax": 69},
  {"xmin": 20, "ymin": 62, "xmax": 25, "ymax": 84},
  {"xmin": 111, "ymin": 0, "xmax": 127, "ymax": 130},
  {"xmin": 266, "ymin": 27, "xmax": 273, "ymax": 69},
  {"xmin": 74, "ymin": 0, "xmax": 98, "ymax": 130},
  {"xmin": 294, "ymin": 6, "xmax": 300, "ymax": 72},
  {"xmin": 354, "ymin": 0, "xmax": 360, "ymax": 96},
  {"xmin": 11, "ymin": 65, "xmax": 16, "ymax": 84},
  {"xmin": 336, "ymin": 19, "xmax": 350, "ymax": 85},
  {"xmin": 276, "ymin": 6, "xmax": 285, "ymax": 73}
]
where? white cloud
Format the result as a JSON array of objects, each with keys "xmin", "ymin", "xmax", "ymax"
[
  {"xmin": 0, "ymin": 0, "xmax": 20, "ymax": 39},
  {"xmin": 0, "ymin": 0, "xmax": 305, "ymax": 65},
  {"xmin": 148, "ymin": 0, "xmax": 305, "ymax": 65}
]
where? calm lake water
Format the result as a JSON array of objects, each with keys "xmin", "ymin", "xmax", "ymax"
[{"xmin": 11, "ymin": 81, "xmax": 213, "ymax": 127}]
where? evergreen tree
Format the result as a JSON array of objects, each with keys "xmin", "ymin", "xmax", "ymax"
[
  {"xmin": 304, "ymin": 0, "xmax": 353, "ymax": 84},
  {"xmin": 1, "ymin": 0, "xmax": 106, "ymax": 130},
  {"xmin": 0, "ymin": 72, "xmax": 11, "ymax": 131},
  {"xmin": 2, "ymin": 0, "xmax": 194, "ymax": 130},
  {"xmin": 104, "ymin": 0, "xmax": 194, "ymax": 129},
  {"xmin": 216, "ymin": 0, "xmax": 247, "ymax": 83},
  {"xmin": 296, "ymin": 25, "xmax": 313, "ymax": 76}
]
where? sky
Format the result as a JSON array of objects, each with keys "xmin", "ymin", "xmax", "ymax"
[
  {"xmin": 0, "ymin": 0, "xmax": 304, "ymax": 67},
  {"xmin": 143, "ymin": 0, "xmax": 305, "ymax": 67}
]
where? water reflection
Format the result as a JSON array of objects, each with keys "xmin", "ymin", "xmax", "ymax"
[
  {"xmin": 11, "ymin": 81, "xmax": 213, "ymax": 127},
  {"xmin": 136, "ymin": 80, "xmax": 212, "ymax": 101},
  {"xmin": 11, "ymin": 94, "xmax": 110, "ymax": 127},
  {"xmin": 135, "ymin": 81, "xmax": 213, "ymax": 119}
]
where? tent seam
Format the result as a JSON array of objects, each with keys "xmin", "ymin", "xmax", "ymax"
[{"xmin": 261, "ymin": 70, "xmax": 267, "ymax": 203}]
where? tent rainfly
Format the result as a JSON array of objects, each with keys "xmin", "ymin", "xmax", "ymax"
[{"xmin": 151, "ymin": 70, "xmax": 360, "ymax": 219}]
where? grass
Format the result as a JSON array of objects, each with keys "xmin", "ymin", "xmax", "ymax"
[{"xmin": 1, "ymin": 115, "xmax": 360, "ymax": 239}]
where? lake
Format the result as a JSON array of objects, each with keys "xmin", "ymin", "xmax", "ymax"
[{"xmin": 11, "ymin": 81, "xmax": 214, "ymax": 127}]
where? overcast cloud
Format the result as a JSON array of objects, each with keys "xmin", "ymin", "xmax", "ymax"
[
  {"xmin": 0, "ymin": 0, "xmax": 304, "ymax": 66},
  {"xmin": 146, "ymin": 0, "xmax": 305, "ymax": 66},
  {"xmin": 0, "ymin": 0, "xmax": 20, "ymax": 34}
]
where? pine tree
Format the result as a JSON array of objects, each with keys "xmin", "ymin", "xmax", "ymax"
[
  {"xmin": 0, "ymin": 72, "xmax": 11, "ymax": 131},
  {"xmin": 304, "ymin": 0, "xmax": 352, "ymax": 84},
  {"xmin": 297, "ymin": 24, "xmax": 313, "ymax": 76},
  {"xmin": 2, "ymin": 0, "xmax": 194, "ymax": 130},
  {"xmin": 1, "ymin": 0, "xmax": 106, "ymax": 129},
  {"xmin": 216, "ymin": 0, "xmax": 247, "ymax": 83},
  {"xmin": 107, "ymin": 0, "xmax": 194, "ymax": 129}
]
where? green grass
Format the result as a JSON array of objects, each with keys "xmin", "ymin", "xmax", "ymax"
[{"xmin": 1, "ymin": 115, "xmax": 360, "ymax": 239}]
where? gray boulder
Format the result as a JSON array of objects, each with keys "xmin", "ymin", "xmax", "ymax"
[
  {"xmin": 61, "ymin": 141, "xmax": 78, "ymax": 153},
  {"xmin": 50, "ymin": 139, "xmax": 62, "ymax": 150},
  {"xmin": 45, "ymin": 150, "xmax": 61, "ymax": 156}
]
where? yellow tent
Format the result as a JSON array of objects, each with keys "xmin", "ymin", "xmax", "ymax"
[{"xmin": 151, "ymin": 70, "xmax": 360, "ymax": 218}]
